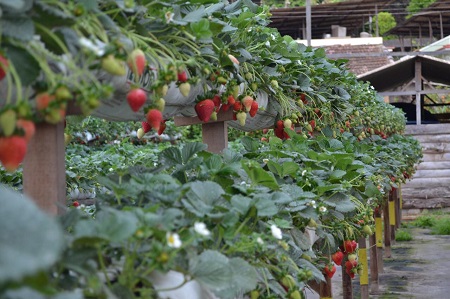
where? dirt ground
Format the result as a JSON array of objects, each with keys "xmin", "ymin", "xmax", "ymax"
[{"xmin": 305, "ymin": 227, "xmax": 450, "ymax": 299}]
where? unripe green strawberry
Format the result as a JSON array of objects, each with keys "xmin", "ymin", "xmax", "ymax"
[
  {"xmin": 306, "ymin": 123, "xmax": 313, "ymax": 132},
  {"xmin": 362, "ymin": 225, "xmax": 373, "ymax": 235},
  {"xmin": 0, "ymin": 110, "xmax": 17, "ymax": 137},
  {"xmin": 179, "ymin": 82, "xmax": 191, "ymax": 97},
  {"xmin": 251, "ymin": 82, "xmax": 258, "ymax": 91},
  {"xmin": 157, "ymin": 84, "xmax": 169, "ymax": 97},
  {"xmin": 232, "ymin": 85, "xmax": 240, "ymax": 98},
  {"xmin": 347, "ymin": 253, "xmax": 357, "ymax": 262},
  {"xmin": 101, "ymin": 54, "xmax": 126, "ymax": 76},
  {"xmin": 290, "ymin": 290, "xmax": 302, "ymax": 299},
  {"xmin": 154, "ymin": 98, "xmax": 165, "ymax": 112},
  {"xmin": 44, "ymin": 108, "xmax": 65, "ymax": 124},
  {"xmin": 55, "ymin": 86, "xmax": 72, "ymax": 101},
  {"xmin": 210, "ymin": 111, "xmax": 218, "ymax": 121},
  {"xmin": 236, "ymin": 111, "xmax": 247, "ymax": 126},
  {"xmin": 270, "ymin": 80, "xmax": 279, "ymax": 89},
  {"xmin": 64, "ymin": 133, "xmax": 72, "ymax": 146},
  {"xmin": 137, "ymin": 128, "xmax": 145, "ymax": 139},
  {"xmin": 283, "ymin": 118, "xmax": 292, "ymax": 129},
  {"xmin": 250, "ymin": 290, "xmax": 259, "ymax": 299},
  {"xmin": 281, "ymin": 275, "xmax": 296, "ymax": 289}
]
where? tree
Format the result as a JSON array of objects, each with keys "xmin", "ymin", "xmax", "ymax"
[
  {"xmin": 406, "ymin": 0, "xmax": 436, "ymax": 17},
  {"xmin": 374, "ymin": 12, "xmax": 397, "ymax": 36}
]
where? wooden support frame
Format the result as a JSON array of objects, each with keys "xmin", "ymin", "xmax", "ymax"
[
  {"xmin": 358, "ymin": 237, "xmax": 369, "ymax": 299},
  {"xmin": 342, "ymin": 257, "xmax": 353, "ymax": 299},
  {"xmin": 383, "ymin": 200, "xmax": 391, "ymax": 258},
  {"xmin": 174, "ymin": 110, "xmax": 233, "ymax": 154},
  {"xmin": 368, "ymin": 234, "xmax": 379, "ymax": 294},
  {"xmin": 23, "ymin": 122, "xmax": 66, "ymax": 215}
]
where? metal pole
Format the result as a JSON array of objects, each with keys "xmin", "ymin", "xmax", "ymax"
[
  {"xmin": 306, "ymin": 0, "xmax": 311, "ymax": 46},
  {"xmin": 440, "ymin": 13, "xmax": 444, "ymax": 39},
  {"xmin": 375, "ymin": 5, "xmax": 379, "ymax": 37}
]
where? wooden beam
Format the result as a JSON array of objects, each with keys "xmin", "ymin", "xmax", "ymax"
[
  {"xmin": 379, "ymin": 89, "xmax": 450, "ymax": 97},
  {"xmin": 173, "ymin": 110, "xmax": 233, "ymax": 126},
  {"xmin": 358, "ymin": 237, "xmax": 369, "ymax": 299},
  {"xmin": 201, "ymin": 121, "xmax": 228, "ymax": 154},
  {"xmin": 405, "ymin": 123, "xmax": 450, "ymax": 135},
  {"xmin": 415, "ymin": 59, "xmax": 422, "ymax": 125},
  {"xmin": 23, "ymin": 122, "xmax": 66, "ymax": 215},
  {"xmin": 383, "ymin": 201, "xmax": 391, "ymax": 258},
  {"xmin": 368, "ymin": 234, "xmax": 379, "ymax": 294}
]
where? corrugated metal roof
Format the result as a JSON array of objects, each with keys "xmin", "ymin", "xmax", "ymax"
[{"xmin": 269, "ymin": 0, "xmax": 394, "ymax": 39}]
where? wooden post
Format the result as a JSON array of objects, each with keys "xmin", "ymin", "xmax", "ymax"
[
  {"xmin": 319, "ymin": 275, "xmax": 332, "ymax": 299},
  {"xmin": 389, "ymin": 190, "xmax": 396, "ymax": 242},
  {"xmin": 358, "ymin": 237, "xmax": 369, "ymax": 299},
  {"xmin": 374, "ymin": 208, "xmax": 384, "ymax": 272},
  {"xmin": 383, "ymin": 200, "xmax": 391, "ymax": 258},
  {"xmin": 342, "ymin": 256, "xmax": 353, "ymax": 299},
  {"xmin": 368, "ymin": 234, "xmax": 379, "ymax": 293},
  {"xmin": 23, "ymin": 122, "xmax": 66, "ymax": 215},
  {"xmin": 395, "ymin": 187, "xmax": 401, "ymax": 229},
  {"xmin": 174, "ymin": 110, "xmax": 233, "ymax": 154}
]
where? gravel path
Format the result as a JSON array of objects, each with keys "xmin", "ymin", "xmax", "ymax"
[{"xmin": 305, "ymin": 228, "xmax": 450, "ymax": 298}]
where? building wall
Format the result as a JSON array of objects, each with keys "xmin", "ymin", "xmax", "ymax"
[{"xmin": 403, "ymin": 124, "xmax": 450, "ymax": 211}]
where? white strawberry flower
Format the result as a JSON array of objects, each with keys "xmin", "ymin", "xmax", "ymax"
[
  {"xmin": 166, "ymin": 232, "xmax": 182, "ymax": 248},
  {"xmin": 194, "ymin": 222, "xmax": 210, "ymax": 236},
  {"xmin": 270, "ymin": 224, "xmax": 282, "ymax": 240}
]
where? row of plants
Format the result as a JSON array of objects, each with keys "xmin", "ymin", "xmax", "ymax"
[
  {"xmin": 1, "ymin": 126, "xmax": 422, "ymax": 298},
  {"xmin": 0, "ymin": 0, "xmax": 408, "ymax": 171}
]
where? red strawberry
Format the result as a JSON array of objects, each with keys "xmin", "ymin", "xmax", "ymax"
[
  {"xmin": 242, "ymin": 95, "xmax": 254, "ymax": 112},
  {"xmin": 0, "ymin": 54, "xmax": 9, "ymax": 81},
  {"xmin": 323, "ymin": 264, "xmax": 336, "ymax": 279},
  {"xmin": 195, "ymin": 99, "xmax": 215, "ymax": 122},
  {"xmin": 16, "ymin": 119, "xmax": 36, "ymax": 142},
  {"xmin": 249, "ymin": 100, "xmax": 258, "ymax": 117},
  {"xmin": 309, "ymin": 119, "xmax": 316, "ymax": 129},
  {"xmin": 276, "ymin": 120, "xmax": 284, "ymax": 129},
  {"xmin": 36, "ymin": 92, "xmax": 56, "ymax": 111},
  {"xmin": 0, "ymin": 136, "xmax": 27, "ymax": 172},
  {"xmin": 127, "ymin": 88, "xmax": 147, "ymax": 112},
  {"xmin": 212, "ymin": 95, "xmax": 221, "ymax": 107},
  {"xmin": 227, "ymin": 95, "xmax": 236, "ymax": 105},
  {"xmin": 301, "ymin": 93, "xmax": 307, "ymax": 104},
  {"xmin": 141, "ymin": 121, "xmax": 151, "ymax": 133},
  {"xmin": 332, "ymin": 251, "xmax": 344, "ymax": 266},
  {"xmin": 221, "ymin": 103, "xmax": 230, "ymax": 112},
  {"xmin": 344, "ymin": 240, "xmax": 357, "ymax": 254},
  {"xmin": 127, "ymin": 49, "xmax": 146, "ymax": 76},
  {"xmin": 146, "ymin": 109, "xmax": 163, "ymax": 131},
  {"xmin": 177, "ymin": 70, "xmax": 188, "ymax": 82},
  {"xmin": 73, "ymin": 201, "xmax": 80, "ymax": 207},
  {"xmin": 345, "ymin": 260, "xmax": 358, "ymax": 271},
  {"xmin": 233, "ymin": 101, "xmax": 242, "ymax": 111},
  {"xmin": 274, "ymin": 127, "xmax": 284, "ymax": 139},
  {"xmin": 158, "ymin": 120, "xmax": 166, "ymax": 135}
]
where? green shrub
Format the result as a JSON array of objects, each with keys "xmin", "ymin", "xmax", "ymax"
[
  {"xmin": 411, "ymin": 214, "xmax": 435, "ymax": 228},
  {"xmin": 395, "ymin": 229, "xmax": 413, "ymax": 241},
  {"xmin": 431, "ymin": 218, "xmax": 450, "ymax": 235}
]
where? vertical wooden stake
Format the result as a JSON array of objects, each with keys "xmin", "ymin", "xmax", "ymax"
[
  {"xmin": 395, "ymin": 187, "xmax": 402, "ymax": 229},
  {"xmin": 319, "ymin": 275, "xmax": 332, "ymax": 299},
  {"xmin": 358, "ymin": 237, "xmax": 369, "ymax": 299},
  {"xmin": 389, "ymin": 191, "xmax": 396, "ymax": 242},
  {"xmin": 201, "ymin": 121, "xmax": 228, "ymax": 154},
  {"xmin": 368, "ymin": 234, "xmax": 379, "ymax": 293},
  {"xmin": 383, "ymin": 200, "xmax": 392, "ymax": 258},
  {"xmin": 342, "ymin": 256, "xmax": 353, "ymax": 299},
  {"xmin": 374, "ymin": 208, "xmax": 384, "ymax": 272},
  {"xmin": 23, "ymin": 122, "xmax": 66, "ymax": 215}
]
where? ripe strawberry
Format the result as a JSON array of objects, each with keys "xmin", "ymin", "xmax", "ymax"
[
  {"xmin": 236, "ymin": 111, "xmax": 247, "ymax": 126},
  {"xmin": 323, "ymin": 264, "xmax": 336, "ymax": 279},
  {"xmin": 249, "ymin": 101, "xmax": 258, "ymax": 117},
  {"xmin": 274, "ymin": 127, "xmax": 284, "ymax": 139},
  {"xmin": 344, "ymin": 240, "xmax": 357, "ymax": 254},
  {"xmin": 0, "ymin": 136, "xmax": 27, "ymax": 172},
  {"xmin": 127, "ymin": 49, "xmax": 146, "ymax": 76},
  {"xmin": 212, "ymin": 95, "xmax": 221, "ymax": 108},
  {"xmin": 157, "ymin": 120, "xmax": 166, "ymax": 135},
  {"xmin": 309, "ymin": 119, "xmax": 316, "ymax": 129},
  {"xmin": 195, "ymin": 99, "xmax": 215, "ymax": 122},
  {"xmin": 141, "ymin": 121, "xmax": 151, "ymax": 133},
  {"xmin": 101, "ymin": 54, "xmax": 126, "ymax": 76},
  {"xmin": 16, "ymin": 119, "xmax": 35, "ymax": 141},
  {"xmin": 345, "ymin": 260, "xmax": 358, "ymax": 271},
  {"xmin": 72, "ymin": 201, "xmax": 80, "ymax": 207},
  {"xmin": 276, "ymin": 120, "xmax": 284, "ymax": 129},
  {"xmin": 227, "ymin": 95, "xmax": 236, "ymax": 105},
  {"xmin": 127, "ymin": 88, "xmax": 147, "ymax": 112},
  {"xmin": 233, "ymin": 101, "xmax": 242, "ymax": 111},
  {"xmin": 331, "ymin": 251, "xmax": 344, "ymax": 266},
  {"xmin": 301, "ymin": 93, "xmax": 308, "ymax": 104},
  {"xmin": 36, "ymin": 93, "xmax": 56, "ymax": 111},
  {"xmin": 179, "ymin": 82, "xmax": 191, "ymax": 97},
  {"xmin": 177, "ymin": 70, "xmax": 188, "ymax": 82},
  {"xmin": 146, "ymin": 109, "xmax": 163, "ymax": 131},
  {"xmin": 0, "ymin": 109, "xmax": 17, "ymax": 137},
  {"xmin": 0, "ymin": 54, "xmax": 9, "ymax": 81},
  {"xmin": 221, "ymin": 103, "xmax": 230, "ymax": 112},
  {"xmin": 242, "ymin": 95, "xmax": 254, "ymax": 112}
]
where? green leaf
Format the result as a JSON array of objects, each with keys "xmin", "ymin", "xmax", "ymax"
[
  {"xmin": 0, "ymin": 0, "xmax": 28, "ymax": 10},
  {"xmin": 241, "ymin": 160, "xmax": 279, "ymax": 190},
  {"xmin": 74, "ymin": 208, "xmax": 138, "ymax": 243},
  {"xmin": 0, "ymin": 187, "xmax": 64, "ymax": 284},
  {"xmin": 160, "ymin": 147, "xmax": 182, "ymax": 166},
  {"xmin": 6, "ymin": 45, "xmax": 40, "ymax": 86},
  {"xmin": 183, "ymin": 7, "xmax": 206, "ymax": 22},
  {"xmin": 314, "ymin": 48, "xmax": 326, "ymax": 58},
  {"xmin": 190, "ymin": 250, "xmax": 232, "ymax": 289},
  {"xmin": 330, "ymin": 170, "xmax": 346, "ymax": 180},
  {"xmin": 182, "ymin": 181, "xmax": 225, "ymax": 217},
  {"xmin": 213, "ymin": 258, "xmax": 258, "ymax": 299},
  {"xmin": 190, "ymin": 19, "xmax": 213, "ymax": 40},
  {"xmin": 253, "ymin": 193, "xmax": 278, "ymax": 217},
  {"xmin": 182, "ymin": 142, "xmax": 207, "ymax": 164},
  {"xmin": 230, "ymin": 194, "xmax": 252, "ymax": 215},
  {"xmin": 75, "ymin": 0, "xmax": 97, "ymax": 11},
  {"xmin": 1, "ymin": 16, "xmax": 34, "ymax": 41}
]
